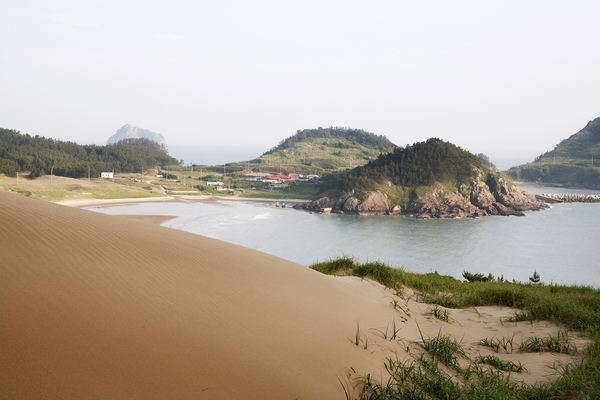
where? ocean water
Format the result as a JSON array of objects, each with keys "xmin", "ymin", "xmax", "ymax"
[
  {"xmin": 168, "ymin": 145, "xmax": 266, "ymax": 166},
  {"xmin": 86, "ymin": 185, "xmax": 600, "ymax": 287}
]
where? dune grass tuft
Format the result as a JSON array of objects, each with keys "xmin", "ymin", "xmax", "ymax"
[
  {"xmin": 350, "ymin": 321, "xmax": 370, "ymax": 350},
  {"xmin": 417, "ymin": 327, "xmax": 466, "ymax": 370},
  {"xmin": 311, "ymin": 257, "xmax": 600, "ymax": 399},
  {"xmin": 519, "ymin": 329, "xmax": 578, "ymax": 355},
  {"xmin": 476, "ymin": 355, "xmax": 527, "ymax": 373},
  {"xmin": 370, "ymin": 319, "xmax": 402, "ymax": 341},
  {"xmin": 426, "ymin": 304, "xmax": 451, "ymax": 323},
  {"xmin": 479, "ymin": 334, "xmax": 516, "ymax": 354}
]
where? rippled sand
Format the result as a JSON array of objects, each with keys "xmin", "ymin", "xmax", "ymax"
[{"xmin": 0, "ymin": 192, "xmax": 584, "ymax": 399}]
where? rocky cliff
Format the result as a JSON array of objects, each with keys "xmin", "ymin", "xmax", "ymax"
[
  {"xmin": 297, "ymin": 191, "xmax": 401, "ymax": 216},
  {"xmin": 295, "ymin": 171, "xmax": 547, "ymax": 218},
  {"xmin": 107, "ymin": 124, "xmax": 166, "ymax": 146}
]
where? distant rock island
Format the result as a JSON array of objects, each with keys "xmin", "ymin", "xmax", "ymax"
[{"xmin": 107, "ymin": 124, "xmax": 166, "ymax": 147}]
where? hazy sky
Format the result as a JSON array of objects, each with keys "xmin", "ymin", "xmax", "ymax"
[{"xmin": 2, "ymin": 1, "xmax": 600, "ymax": 167}]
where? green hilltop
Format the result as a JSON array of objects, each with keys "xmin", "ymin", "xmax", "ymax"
[
  {"xmin": 319, "ymin": 138, "xmax": 494, "ymax": 208},
  {"xmin": 215, "ymin": 126, "xmax": 396, "ymax": 175},
  {"xmin": 321, "ymin": 138, "xmax": 484, "ymax": 193},
  {"xmin": 506, "ymin": 117, "xmax": 600, "ymax": 188},
  {"xmin": 302, "ymin": 138, "xmax": 545, "ymax": 218}
]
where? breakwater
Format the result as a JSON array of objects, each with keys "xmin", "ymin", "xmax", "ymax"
[{"xmin": 537, "ymin": 194, "xmax": 600, "ymax": 203}]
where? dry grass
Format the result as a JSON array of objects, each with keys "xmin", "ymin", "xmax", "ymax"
[{"xmin": 0, "ymin": 173, "xmax": 168, "ymax": 202}]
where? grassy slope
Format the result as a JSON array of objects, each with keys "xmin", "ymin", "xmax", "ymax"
[
  {"xmin": 311, "ymin": 257, "xmax": 600, "ymax": 400},
  {"xmin": 0, "ymin": 172, "xmax": 321, "ymax": 203},
  {"xmin": 172, "ymin": 128, "xmax": 397, "ymax": 200},
  {"xmin": 256, "ymin": 135, "xmax": 395, "ymax": 175},
  {"xmin": 507, "ymin": 118, "xmax": 600, "ymax": 187},
  {"xmin": 506, "ymin": 161, "xmax": 600, "ymax": 187},
  {"xmin": 0, "ymin": 173, "xmax": 168, "ymax": 203},
  {"xmin": 202, "ymin": 128, "xmax": 396, "ymax": 176}
]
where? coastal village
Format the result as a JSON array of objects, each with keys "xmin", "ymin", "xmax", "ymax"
[{"xmin": 206, "ymin": 172, "xmax": 320, "ymax": 192}]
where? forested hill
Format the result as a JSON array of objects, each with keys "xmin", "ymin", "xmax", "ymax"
[
  {"xmin": 264, "ymin": 127, "xmax": 395, "ymax": 155},
  {"xmin": 539, "ymin": 117, "xmax": 600, "ymax": 160},
  {"xmin": 506, "ymin": 118, "xmax": 600, "ymax": 187},
  {"xmin": 320, "ymin": 138, "xmax": 484, "ymax": 193},
  {"xmin": 0, "ymin": 128, "xmax": 180, "ymax": 179},
  {"xmin": 298, "ymin": 138, "xmax": 545, "ymax": 218}
]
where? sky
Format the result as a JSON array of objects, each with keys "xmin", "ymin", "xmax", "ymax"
[{"xmin": 1, "ymin": 1, "xmax": 600, "ymax": 168}]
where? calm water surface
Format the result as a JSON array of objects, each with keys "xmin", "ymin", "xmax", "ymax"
[{"xmin": 87, "ymin": 185, "xmax": 600, "ymax": 287}]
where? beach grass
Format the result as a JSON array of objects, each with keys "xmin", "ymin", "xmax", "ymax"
[
  {"xmin": 311, "ymin": 257, "xmax": 600, "ymax": 399},
  {"xmin": 518, "ymin": 329, "xmax": 579, "ymax": 355},
  {"xmin": 479, "ymin": 335, "xmax": 516, "ymax": 354},
  {"xmin": 370, "ymin": 319, "xmax": 402, "ymax": 341},
  {"xmin": 475, "ymin": 355, "xmax": 527, "ymax": 373},
  {"xmin": 417, "ymin": 326, "xmax": 466, "ymax": 370},
  {"xmin": 426, "ymin": 304, "xmax": 451, "ymax": 323}
]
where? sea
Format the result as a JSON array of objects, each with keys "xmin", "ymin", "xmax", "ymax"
[
  {"xmin": 168, "ymin": 145, "xmax": 266, "ymax": 166},
  {"xmin": 85, "ymin": 184, "xmax": 600, "ymax": 287}
]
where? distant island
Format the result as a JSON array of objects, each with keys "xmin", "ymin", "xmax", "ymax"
[
  {"xmin": 107, "ymin": 124, "xmax": 167, "ymax": 147},
  {"xmin": 296, "ymin": 138, "xmax": 547, "ymax": 218},
  {"xmin": 506, "ymin": 117, "xmax": 600, "ymax": 189},
  {"xmin": 0, "ymin": 127, "xmax": 178, "ymax": 179}
]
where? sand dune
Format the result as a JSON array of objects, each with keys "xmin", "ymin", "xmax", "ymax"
[{"xmin": 0, "ymin": 192, "xmax": 584, "ymax": 399}]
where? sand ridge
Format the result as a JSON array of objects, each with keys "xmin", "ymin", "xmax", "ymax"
[{"xmin": 0, "ymin": 192, "xmax": 585, "ymax": 399}]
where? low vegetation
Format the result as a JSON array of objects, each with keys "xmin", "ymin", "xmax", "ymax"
[
  {"xmin": 506, "ymin": 117, "xmax": 600, "ymax": 187},
  {"xmin": 507, "ymin": 161, "xmax": 600, "ymax": 188},
  {"xmin": 425, "ymin": 304, "xmax": 450, "ymax": 323},
  {"xmin": 476, "ymin": 355, "xmax": 527, "ymax": 373},
  {"xmin": 519, "ymin": 330, "xmax": 579, "ymax": 355},
  {"xmin": 248, "ymin": 126, "xmax": 396, "ymax": 175},
  {"xmin": 311, "ymin": 256, "xmax": 600, "ymax": 399},
  {"xmin": 0, "ymin": 173, "xmax": 167, "ymax": 202}
]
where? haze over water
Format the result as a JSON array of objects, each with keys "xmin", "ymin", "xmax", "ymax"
[{"xmin": 89, "ymin": 185, "xmax": 600, "ymax": 287}]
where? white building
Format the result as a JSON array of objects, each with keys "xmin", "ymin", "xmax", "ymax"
[{"xmin": 101, "ymin": 172, "xmax": 114, "ymax": 179}]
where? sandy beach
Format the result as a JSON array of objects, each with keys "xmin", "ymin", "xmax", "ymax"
[
  {"xmin": 0, "ymin": 191, "xmax": 586, "ymax": 399},
  {"xmin": 56, "ymin": 194, "xmax": 311, "ymax": 207}
]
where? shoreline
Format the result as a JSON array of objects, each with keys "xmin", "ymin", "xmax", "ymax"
[{"xmin": 56, "ymin": 194, "xmax": 312, "ymax": 208}]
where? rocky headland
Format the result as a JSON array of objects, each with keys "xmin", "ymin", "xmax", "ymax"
[{"xmin": 295, "ymin": 169, "xmax": 547, "ymax": 219}]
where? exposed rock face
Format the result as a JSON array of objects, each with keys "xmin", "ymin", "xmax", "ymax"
[
  {"xmin": 295, "ymin": 172, "xmax": 547, "ymax": 218},
  {"xmin": 107, "ymin": 124, "xmax": 166, "ymax": 146},
  {"xmin": 295, "ymin": 191, "xmax": 399, "ymax": 216},
  {"xmin": 413, "ymin": 191, "xmax": 482, "ymax": 219}
]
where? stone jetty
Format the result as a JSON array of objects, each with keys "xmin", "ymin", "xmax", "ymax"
[{"xmin": 537, "ymin": 193, "xmax": 600, "ymax": 203}]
